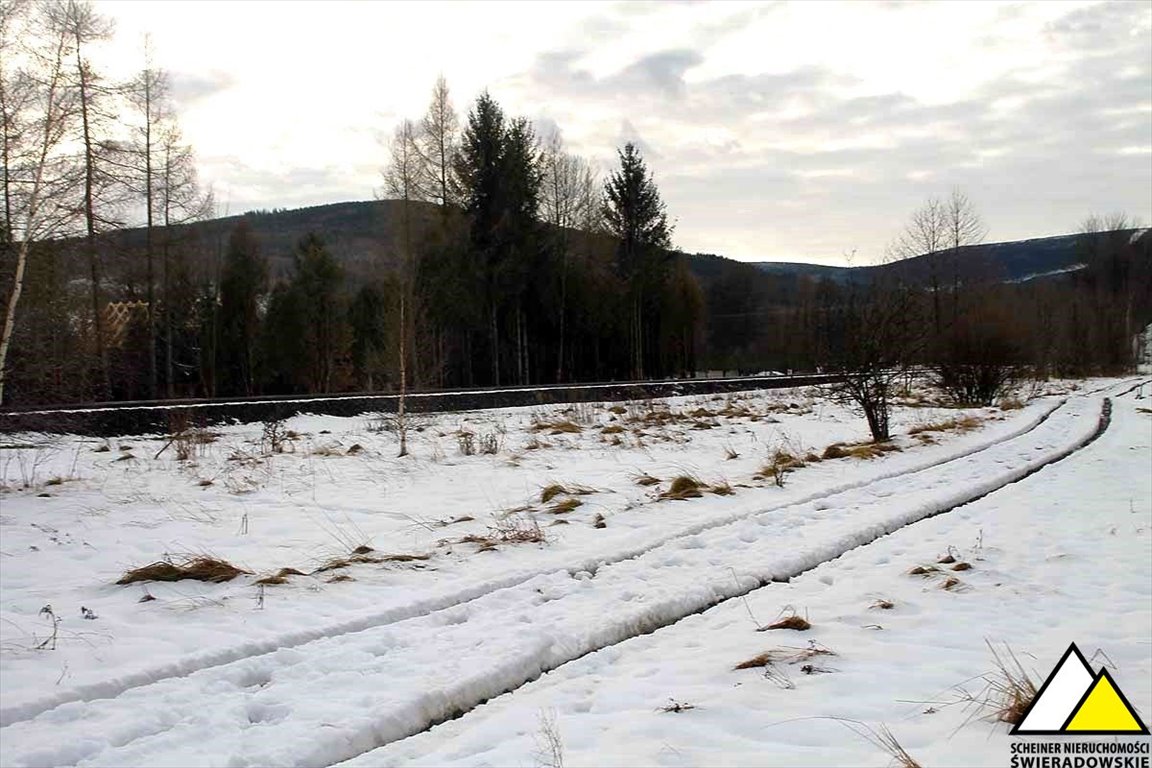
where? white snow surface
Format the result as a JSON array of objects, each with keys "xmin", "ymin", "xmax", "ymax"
[{"xmin": 0, "ymin": 379, "xmax": 1147, "ymax": 766}]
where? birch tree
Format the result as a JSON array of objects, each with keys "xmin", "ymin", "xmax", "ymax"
[
  {"xmin": 383, "ymin": 119, "xmax": 424, "ymax": 456},
  {"xmin": 0, "ymin": 0, "xmax": 79, "ymax": 405}
]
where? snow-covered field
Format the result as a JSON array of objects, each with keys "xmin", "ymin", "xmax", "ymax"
[{"xmin": 0, "ymin": 379, "xmax": 1148, "ymax": 766}]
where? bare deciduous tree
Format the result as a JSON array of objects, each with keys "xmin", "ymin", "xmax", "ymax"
[
  {"xmin": 0, "ymin": 0, "xmax": 80, "ymax": 405},
  {"xmin": 52, "ymin": 0, "xmax": 117, "ymax": 397},
  {"xmin": 382, "ymin": 119, "xmax": 425, "ymax": 457},
  {"xmin": 541, "ymin": 128, "xmax": 597, "ymax": 382},
  {"xmin": 417, "ymin": 75, "xmax": 458, "ymax": 210}
]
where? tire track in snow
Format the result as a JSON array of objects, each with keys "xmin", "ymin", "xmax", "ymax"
[
  {"xmin": 337, "ymin": 392, "xmax": 1122, "ymax": 767},
  {"xmin": 0, "ymin": 390, "xmax": 1123, "ymax": 768},
  {"xmin": 0, "ymin": 391, "xmax": 1083, "ymax": 730},
  {"xmin": 1, "ymin": 379, "xmax": 1139, "ymax": 732}
]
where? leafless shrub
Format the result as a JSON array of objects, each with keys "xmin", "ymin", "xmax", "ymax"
[
  {"xmin": 533, "ymin": 709, "xmax": 565, "ymax": 768},
  {"xmin": 491, "ymin": 511, "xmax": 546, "ymax": 544},
  {"xmin": 261, "ymin": 418, "xmax": 289, "ymax": 455},
  {"xmin": 478, "ymin": 431, "xmax": 502, "ymax": 455},
  {"xmin": 34, "ymin": 605, "xmax": 60, "ymax": 651}
]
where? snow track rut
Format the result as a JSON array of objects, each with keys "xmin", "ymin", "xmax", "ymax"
[
  {"xmin": 0, "ymin": 391, "xmax": 1084, "ymax": 730},
  {"xmin": 0, "ymin": 385, "xmax": 1136, "ymax": 768}
]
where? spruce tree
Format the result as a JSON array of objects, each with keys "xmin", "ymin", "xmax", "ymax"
[{"xmin": 602, "ymin": 142, "xmax": 673, "ymax": 379}]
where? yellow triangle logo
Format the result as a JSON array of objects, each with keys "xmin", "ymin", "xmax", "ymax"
[{"xmin": 1064, "ymin": 669, "xmax": 1149, "ymax": 734}]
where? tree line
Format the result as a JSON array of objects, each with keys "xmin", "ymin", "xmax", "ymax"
[{"xmin": 2, "ymin": 3, "xmax": 1147, "ymax": 412}]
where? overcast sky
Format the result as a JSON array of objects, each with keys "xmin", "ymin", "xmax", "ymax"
[{"xmin": 92, "ymin": 0, "xmax": 1151, "ymax": 265}]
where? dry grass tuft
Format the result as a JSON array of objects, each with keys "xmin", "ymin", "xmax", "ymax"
[
  {"xmin": 533, "ymin": 420, "xmax": 582, "ymax": 435},
  {"xmin": 824, "ymin": 441, "xmax": 902, "ymax": 460},
  {"xmin": 822, "ymin": 443, "xmax": 851, "ymax": 460},
  {"xmin": 601, "ymin": 424, "xmax": 625, "ymax": 435},
  {"xmin": 763, "ymin": 614, "xmax": 811, "ymax": 631},
  {"xmin": 937, "ymin": 553, "xmax": 957, "ymax": 564},
  {"xmin": 734, "ymin": 651, "xmax": 776, "ymax": 670},
  {"xmin": 380, "ymin": 553, "xmax": 431, "ymax": 563},
  {"xmin": 974, "ymin": 642, "xmax": 1039, "ymax": 726},
  {"xmin": 659, "ymin": 475, "xmax": 705, "ymax": 501},
  {"xmin": 548, "ymin": 498, "xmax": 583, "ymax": 515},
  {"xmin": 734, "ymin": 641, "xmax": 835, "ymax": 670},
  {"xmin": 540, "ymin": 483, "xmax": 567, "ymax": 503},
  {"xmin": 908, "ymin": 565, "xmax": 939, "ymax": 576},
  {"xmin": 909, "ymin": 415, "xmax": 983, "ymax": 436},
  {"xmin": 709, "ymin": 481, "xmax": 735, "ymax": 496},
  {"xmin": 951, "ymin": 561, "xmax": 973, "ymax": 571},
  {"xmin": 633, "ymin": 473, "xmax": 661, "ymax": 487},
  {"xmin": 941, "ymin": 576, "xmax": 963, "ymax": 590},
  {"xmin": 117, "ymin": 556, "xmax": 250, "ymax": 585},
  {"xmin": 255, "ymin": 567, "xmax": 306, "ymax": 586},
  {"xmin": 870, "ymin": 598, "xmax": 895, "ymax": 610}
]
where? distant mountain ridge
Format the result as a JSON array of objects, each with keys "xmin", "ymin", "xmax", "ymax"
[
  {"xmin": 110, "ymin": 199, "xmax": 1144, "ymax": 289},
  {"xmin": 748, "ymin": 229, "xmax": 1149, "ymax": 285}
]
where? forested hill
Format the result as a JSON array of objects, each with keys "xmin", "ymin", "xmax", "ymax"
[
  {"xmin": 746, "ymin": 230, "xmax": 1148, "ymax": 285},
  {"xmin": 126, "ymin": 199, "xmax": 1134, "ymax": 288}
]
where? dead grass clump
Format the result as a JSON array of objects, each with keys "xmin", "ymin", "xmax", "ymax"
[
  {"xmin": 941, "ymin": 576, "xmax": 962, "ymax": 590},
  {"xmin": 488, "ymin": 512, "xmax": 546, "ymax": 545},
  {"xmin": 601, "ymin": 424, "xmax": 625, "ymax": 435},
  {"xmin": 255, "ymin": 567, "xmax": 306, "ymax": 586},
  {"xmin": 379, "ymin": 553, "xmax": 431, "ymax": 563},
  {"xmin": 548, "ymin": 498, "xmax": 583, "ymax": 515},
  {"xmin": 541, "ymin": 483, "xmax": 567, "ymax": 503},
  {"xmin": 998, "ymin": 397, "xmax": 1024, "ymax": 411},
  {"xmin": 975, "ymin": 642, "xmax": 1039, "ymax": 726},
  {"xmin": 540, "ymin": 483, "xmax": 594, "ymax": 503},
  {"xmin": 822, "ymin": 444, "xmax": 850, "ymax": 460},
  {"xmin": 710, "ymin": 481, "xmax": 735, "ymax": 496},
  {"xmin": 762, "ymin": 614, "xmax": 811, "ymax": 631},
  {"xmin": 908, "ymin": 565, "xmax": 939, "ymax": 576},
  {"xmin": 824, "ymin": 441, "xmax": 902, "ymax": 460},
  {"xmin": 870, "ymin": 598, "xmax": 895, "ymax": 610},
  {"xmin": 608, "ymin": 405, "xmax": 627, "ymax": 415},
  {"xmin": 734, "ymin": 651, "xmax": 776, "ymax": 670},
  {"xmin": 313, "ymin": 558, "xmax": 351, "ymax": 573},
  {"xmin": 117, "ymin": 556, "xmax": 250, "ymax": 585},
  {"xmin": 659, "ymin": 475, "xmax": 705, "ymax": 501},
  {"xmin": 951, "ymin": 562, "xmax": 973, "ymax": 571},
  {"xmin": 937, "ymin": 553, "xmax": 957, "ymax": 564},
  {"xmin": 633, "ymin": 473, "xmax": 661, "ymax": 487},
  {"xmin": 735, "ymin": 642, "xmax": 835, "ymax": 669},
  {"xmin": 804, "ymin": 452, "xmax": 821, "ymax": 463},
  {"xmin": 533, "ymin": 420, "xmax": 582, "ymax": 435},
  {"xmin": 909, "ymin": 415, "xmax": 982, "ymax": 436}
]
